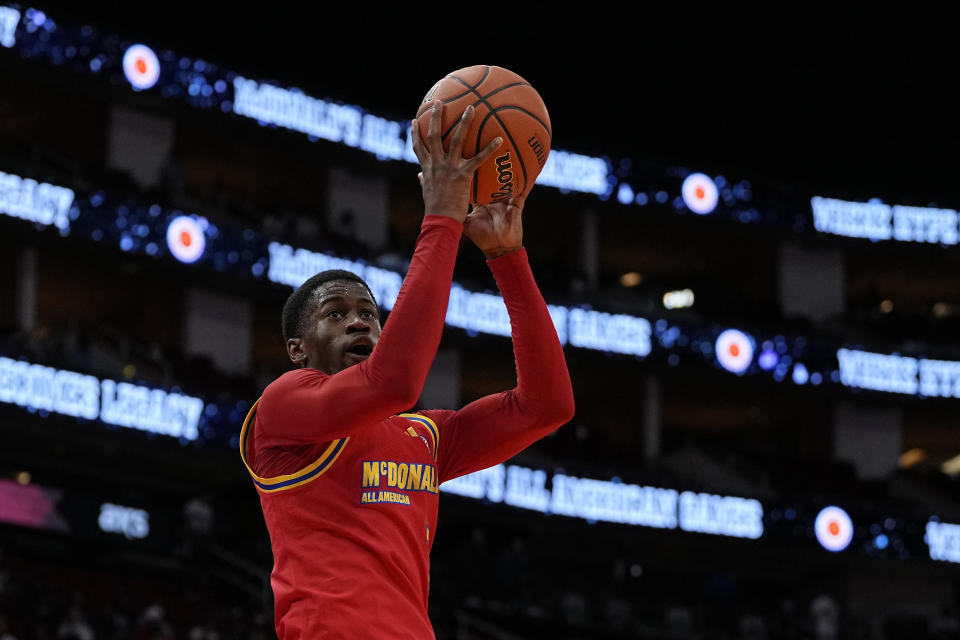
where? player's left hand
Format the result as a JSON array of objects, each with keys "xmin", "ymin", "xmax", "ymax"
[{"xmin": 463, "ymin": 194, "xmax": 526, "ymax": 259}]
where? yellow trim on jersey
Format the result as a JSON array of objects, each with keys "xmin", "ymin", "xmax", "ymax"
[
  {"xmin": 239, "ymin": 398, "xmax": 350, "ymax": 493},
  {"xmin": 399, "ymin": 413, "xmax": 439, "ymax": 459}
]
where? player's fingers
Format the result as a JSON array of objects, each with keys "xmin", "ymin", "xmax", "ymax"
[
  {"xmin": 417, "ymin": 172, "xmax": 424, "ymax": 185},
  {"xmin": 426, "ymin": 99, "xmax": 443, "ymax": 155},
  {"xmin": 466, "ymin": 136, "xmax": 503, "ymax": 171},
  {"xmin": 447, "ymin": 104, "xmax": 475, "ymax": 158},
  {"xmin": 411, "ymin": 119, "xmax": 426, "ymax": 163}
]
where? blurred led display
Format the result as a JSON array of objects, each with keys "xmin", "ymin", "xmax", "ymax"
[
  {"xmin": 926, "ymin": 519, "xmax": 960, "ymax": 563},
  {"xmin": 166, "ymin": 215, "xmax": 206, "ymax": 264},
  {"xmin": 792, "ymin": 362, "xmax": 809, "ymax": 385},
  {"xmin": 0, "ymin": 169, "xmax": 75, "ymax": 231},
  {"xmin": 681, "ymin": 172, "xmax": 719, "ymax": 214},
  {"xmin": 837, "ymin": 348, "xmax": 960, "ymax": 399},
  {"xmin": 663, "ymin": 289, "xmax": 695, "ymax": 309},
  {"xmin": 812, "ymin": 196, "xmax": 960, "ymax": 245},
  {"xmin": 4, "ymin": 3, "xmax": 960, "ymax": 396},
  {"xmin": 8, "ymin": 160, "xmax": 960, "ymax": 400},
  {"xmin": 231, "ymin": 75, "xmax": 611, "ymax": 196},
  {"xmin": 758, "ymin": 348, "xmax": 779, "ymax": 371},
  {"xmin": 122, "ymin": 43, "xmax": 160, "ymax": 90},
  {"xmin": 679, "ymin": 491, "xmax": 764, "ymax": 539},
  {"xmin": 568, "ymin": 307, "xmax": 652, "ymax": 357},
  {"xmin": 0, "ymin": 356, "xmax": 204, "ymax": 440},
  {"xmin": 715, "ymin": 329, "xmax": 754, "ymax": 374},
  {"xmin": 442, "ymin": 464, "xmax": 763, "ymax": 538},
  {"xmin": 98, "ymin": 502, "xmax": 150, "ymax": 539},
  {"xmin": 0, "ymin": 6, "xmax": 19, "ymax": 47},
  {"xmin": 0, "ymin": 477, "xmax": 68, "ymax": 531},
  {"xmin": 815, "ymin": 505, "xmax": 854, "ymax": 552}
]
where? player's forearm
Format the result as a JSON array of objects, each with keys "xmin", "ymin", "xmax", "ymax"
[
  {"xmin": 361, "ymin": 214, "xmax": 462, "ymax": 403},
  {"xmin": 488, "ymin": 249, "xmax": 575, "ymax": 425},
  {"xmin": 432, "ymin": 251, "xmax": 574, "ymax": 482}
]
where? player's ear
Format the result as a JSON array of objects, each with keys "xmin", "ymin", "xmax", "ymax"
[{"xmin": 286, "ymin": 338, "xmax": 307, "ymax": 367}]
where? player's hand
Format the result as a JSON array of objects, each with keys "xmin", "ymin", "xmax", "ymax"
[
  {"xmin": 412, "ymin": 100, "xmax": 502, "ymax": 223},
  {"xmin": 463, "ymin": 193, "xmax": 526, "ymax": 259}
]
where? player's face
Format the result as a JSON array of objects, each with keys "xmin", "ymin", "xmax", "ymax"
[{"xmin": 289, "ymin": 280, "xmax": 381, "ymax": 374}]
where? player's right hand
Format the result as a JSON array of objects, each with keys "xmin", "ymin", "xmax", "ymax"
[{"xmin": 412, "ymin": 99, "xmax": 502, "ymax": 223}]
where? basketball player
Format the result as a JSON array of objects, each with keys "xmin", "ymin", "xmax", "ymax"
[{"xmin": 239, "ymin": 100, "xmax": 575, "ymax": 639}]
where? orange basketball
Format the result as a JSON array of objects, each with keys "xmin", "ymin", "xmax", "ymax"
[{"xmin": 415, "ymin": 65, "xmax": 551, "ymax": 205}]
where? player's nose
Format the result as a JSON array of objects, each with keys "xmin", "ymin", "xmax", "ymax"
[{"xmin": 346, "ymin": 315, "xmax": 370, "ymax": 332}]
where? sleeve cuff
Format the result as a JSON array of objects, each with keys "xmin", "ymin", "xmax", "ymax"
[
  {"xmin": 422, "ymin": 214, "xmax": 465, "ymax": 233},
  {"xmin": 486, "ymin": 247, "xmax": 528, "ymax": 268}
]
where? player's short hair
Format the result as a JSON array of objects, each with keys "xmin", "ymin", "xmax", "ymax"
[{"xmin": 281, "ymin": 270, "xmax": 378, "ymax": 341}]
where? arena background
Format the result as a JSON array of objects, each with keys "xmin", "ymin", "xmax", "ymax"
[{"xmin": 1, "ymin": 3, "xmax": 958, "ymax": 639}]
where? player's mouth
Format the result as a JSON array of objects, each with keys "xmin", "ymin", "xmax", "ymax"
[{"xmin": 346, "ymin": 341, "xmax": 374, "ymax": 361}]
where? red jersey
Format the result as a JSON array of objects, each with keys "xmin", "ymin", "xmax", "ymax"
[{"xmin": 240, "ymin": 215, "xmax": 574, "ymax": 639}]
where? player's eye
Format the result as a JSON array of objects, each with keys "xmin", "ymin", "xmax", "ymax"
[
  {"xmin": 361, "ymin": 310, "xmax": 375, "ymax": 319},
  {"xmin": 326, "ymin": 310, "xmax": 343, "ymax": 319}
]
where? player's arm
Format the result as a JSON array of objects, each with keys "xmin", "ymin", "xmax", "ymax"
[
  {"xmin": 432, "ymin": 194, "xmax": 575, "ymax": 481},
  {"xmin": 257, "ymin": 102, "xmax": 504, "ymax": 444}
]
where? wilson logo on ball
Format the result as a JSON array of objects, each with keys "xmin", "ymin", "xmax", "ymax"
[
  {"xmin": 122, "ymin": 44, "xmax": 161, "ymax": 91},
  {"xmin": 815, "ymin": 506, "xmax": 854, "ymax": 552},
  {"xmin": 528, "ymin": 136, "xmax": 547, "ymax": 167},
  {"xmin": 491, "ymin": 152, "xmax": 515, "ymax": 200},
  {"xmin": 166, "ymin": 216, "xmax": 206, "ymax": 264}
]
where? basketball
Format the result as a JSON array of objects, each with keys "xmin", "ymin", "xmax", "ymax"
[{"xmin": 415, "ymin": 65, "xmax": 551, "ymax": 205}]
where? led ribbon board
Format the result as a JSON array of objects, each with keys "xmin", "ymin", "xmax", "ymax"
[
  {"xmin": 926, "ymin": 520, "xmax": 960, "ymax": 564},
  {"xmin": 230, "ymin": 76, "xmax": 610, "ymax": 197},
  {"xmin": 812, "ymin": 196, "xmax": 960, "ymax": 245},
  {"xmin": 0, "ymin": 170, "xmax": 75, "ymax": 231},
  {"xmin": 4, "ymin": 5, "xmax": 702, "ymax": 206},
  {"xmin": 0, "ymin": 356, "xmax": 205, "ymax": 440},
  {"xmin": 267, "ymin": 241, "xmax": 652, "ymax": 357},
  {"xmin": 837, "ymin": 348, "xmax": 960, "ymax": 398},
  {"xmin": 441, "ymin": 463, "xmax": 764, "ymax": 540},
  {"xmin": 5, "ymin": 162, "xmax": 959, "ymax": 396}
]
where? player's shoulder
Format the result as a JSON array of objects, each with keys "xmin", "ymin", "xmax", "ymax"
[
  {"xmin": 401, "ymin": 409, "xmax": 457, "ymax": 432},
  {"xmin": 263, "ymin": 367, "xmax": 328, "ymax": 395},
  {"xmin": 256, "ymin": 368, "xmax": 329, "ymax": 417},
  {"xmin": 406, "ymin": 408, "xmax": 455, "ymax": 427}
]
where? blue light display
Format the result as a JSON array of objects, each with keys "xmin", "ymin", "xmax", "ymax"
[
  {"xmin": 7, "ymin": 3, "xmax": 959, "ymax": 250},
  {"xmin": 0, "ymin": 4, "xmax": 761, "ymax": 224},
  {"xmin": 122, "ymin": 43, "xmax": 160, "ymax": 90},
  {"xmin": 1, "ymin": 8, "xmax": 959, "ymax": 398},
  {"xmin": 815, "ymin": 505, "xmax": 854, "ymax": 552},
  {"xmin": 5, "ymin": 160, "xmax": 960, "ymax": 400}
]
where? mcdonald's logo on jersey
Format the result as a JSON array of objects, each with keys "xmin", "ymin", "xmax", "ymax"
[{"xmin": 360, "ymin": 460, "xmax": 438, "ymax": 505}]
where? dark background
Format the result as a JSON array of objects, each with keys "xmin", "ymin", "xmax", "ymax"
[{"xmin": 33, "ymin": 1, "xmax": 960, "ymax": 202}]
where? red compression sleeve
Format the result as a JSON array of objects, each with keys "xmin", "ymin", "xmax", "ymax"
[
  {"xmin": 431, "ymin": 248, "xmax": 575, "ymax": 482},
  {"xmin": 256, "ymin": 215, "xmax": 462, "ymax": 445}
]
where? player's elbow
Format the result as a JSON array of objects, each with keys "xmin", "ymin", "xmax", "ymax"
[
  {"xmin": 532, "ymin": 389, "xmax": 575, "ymax": 431},
  {"xmin": 550, "ymin": 391, "xmax": 576, "ymax": 426},
  {"xmin": 380, "ymin": 372, "xmax": 424, "ymax": 411}
]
